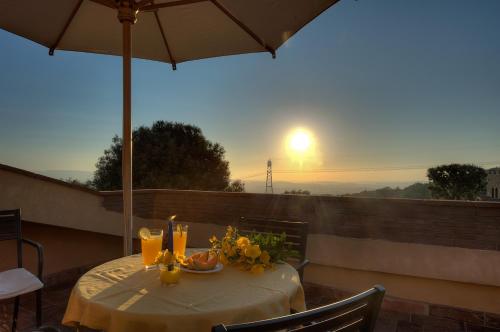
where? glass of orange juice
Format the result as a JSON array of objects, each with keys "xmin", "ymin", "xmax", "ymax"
[
  {"xmin": 140, "ymin": 228, "xmax": 163, "ymax": 268},
  {"xmin": 173, "ymin": 224, "xmax": 188, "ymax": 257}
]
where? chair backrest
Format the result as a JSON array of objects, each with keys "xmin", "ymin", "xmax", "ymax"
[
  {"xmin": 0, "ymin": 209, "xmax": 22, "ymax": 268},
  {"xmin": 212, "ymin": 285, "xmax": 385, "ymax": 332},
  {"xmin": 238, "ymin": 217, "xmax": 308, "ymax": 263}
]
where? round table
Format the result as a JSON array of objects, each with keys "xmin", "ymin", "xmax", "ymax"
[{"xmin": 62, "ymin": 251, "xmax": 305, "ymax": 332}]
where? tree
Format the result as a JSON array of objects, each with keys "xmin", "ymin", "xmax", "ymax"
[
  {"xmin": 284, "ymin": 189, "xmax": 311, "ymax": 195},
  {"xmin": 92, "ymin": 121, "xmax": 230, "ymax": 191},
  {"xmin": 225, "ymin": 180, "xmax": 245, "ymax": 192},
  {"xmin": 62, "ymin": 177, "xmax": 95, "ymax": 190},
  {"xmin": 400, "ymin": 183, "xmax": 431, "ymax": 199},
  {"xmin": 427, "ymin": 164, "xmax": 487, "ymax": 200}
]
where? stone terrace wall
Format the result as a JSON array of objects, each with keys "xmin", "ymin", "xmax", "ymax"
[{"xmin": 101, "ymin": 189, "xmax": 500, "ymax": 251}]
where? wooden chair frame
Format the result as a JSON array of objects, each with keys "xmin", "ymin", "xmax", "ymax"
[
  {"xmin": 212, "ymin": 285, "xmax": 385, "ymax": 332},
  {"xmin": 238, "ymin": 217, "xmax": 309, "ymax": 282}
]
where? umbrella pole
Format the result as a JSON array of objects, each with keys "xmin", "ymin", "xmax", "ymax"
[{"xmin": 119, "ymin": 3, "xmax": 135, "ymax": 256}]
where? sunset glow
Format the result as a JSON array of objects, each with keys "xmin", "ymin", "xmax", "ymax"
[
  {"xmin": 284, "ymin": 127, "xmax": 322, "ymax": 170},
  {"xmin": 289, "ymin": 129, "xmax": 312, "ymax": 152}
]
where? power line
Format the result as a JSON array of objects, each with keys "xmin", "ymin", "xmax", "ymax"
[
  {"xmin": 241, "ymin": 171, "xmax": 266, "ymax": 179},
  {"xmin": 240, "ymin": 160, "xmax": 500, "ymax": 179},
  {"xmin": 275, "ymin": 161, "xmax": 500, "ymax": 173}
]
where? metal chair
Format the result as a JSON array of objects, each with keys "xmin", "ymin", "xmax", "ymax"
[
  {"xmin": 239, "ymin": 217, "xmax": 309, "ymax": 282},
  {"xmin": 0, "ymin": 209, "xmax": 44, "ymax": 331},
  {"xmin": 212, "ymin": 285, "xmax": 385, "ymax": 332}
]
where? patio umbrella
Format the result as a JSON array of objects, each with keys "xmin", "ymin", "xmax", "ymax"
[{"xmin": 0, "ymin": 0, "xmax": 340, "ymax": 256}]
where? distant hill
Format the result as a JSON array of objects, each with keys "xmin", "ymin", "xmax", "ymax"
[
  {"xmin": 243, "ymin": 180, "xmax": 416, "ymax": 196},
  {"xmin": 35, "ymin": 171, "xmax": 429, "ymax": 198},
  {"xmin": 345, "ymin": 183, "xmax": 431, "ymax": 199}
]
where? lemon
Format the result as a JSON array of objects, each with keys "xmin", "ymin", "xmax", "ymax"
[
  {"xmin": 138, "ymin": 227, "xmax": 151, "ymax": 240},
  {"xmin": 160, "ymin": 266, "xmax": 180, "ymax": 284}
]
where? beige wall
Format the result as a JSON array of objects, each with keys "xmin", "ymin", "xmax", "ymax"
[
  {"xmin": 182, "ymin": 223, "xmax": 500, "ymax": 288},
  {"xmin": 307, "ymin": 234, "xmax": 500, "ymax": 287},
  {"xmin": 0, "ymin": 222, "xmax": 122, "ymax": 277},
  {"xmin": 305, "ymin": 264, "xmax": 500, "ymax": 314},
  {"xmin": 0, "ymin": 167, "xmax": 152, "ymax": 237}
]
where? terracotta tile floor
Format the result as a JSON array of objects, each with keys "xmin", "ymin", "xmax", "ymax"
[{"xmin": 0, "ymin": 282, "xmax": 74, "ymax": 332}]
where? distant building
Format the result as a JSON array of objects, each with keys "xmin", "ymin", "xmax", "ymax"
[{"xmin": 487, "ymin": 167, "xmax": 500, "ymax": 200}]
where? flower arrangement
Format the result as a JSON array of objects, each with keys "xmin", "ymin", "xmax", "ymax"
[
  {"xmin": 155, "ymin": 249, "xmax": 177, "ymax": 269},
  {"xmin": 210, "ymin": 226, "xmax": 298, "ymax": 274}
]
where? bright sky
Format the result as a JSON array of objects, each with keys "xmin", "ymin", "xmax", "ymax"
[{"xmin": 1, "ymin": 0, "xmax": 500, "ymax": 184}]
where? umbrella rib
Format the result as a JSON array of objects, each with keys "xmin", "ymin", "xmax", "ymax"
[
  {"xmin": 154, "ymin": 11, "xmax": 177, "ymax": 70},
  {"xmin": 89, "ymin": 0, "xmax": 118, "ymax": 9},
  {"xmin": 135, "ymin": 0, "xmax": 155, "ymax": 9},
  {"xmin": 141, "ymin": 0, "xmax": 207, "ymax": 11},
  {"xmin": 49, "ymin": 0, "xmax": 84, "ymax": 56},
  {"xmin": 209, "ymin": 0, "xmax": 276, "ymax": 58}
]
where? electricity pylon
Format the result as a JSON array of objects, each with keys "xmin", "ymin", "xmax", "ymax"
[{"xmin": 265, "ymin": 159, "xmax": 273, "ymax": 193}]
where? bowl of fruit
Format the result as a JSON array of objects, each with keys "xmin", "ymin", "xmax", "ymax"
[{"xmin": 180, "ymin": 250, "xmax": 223, "ymax": 274}]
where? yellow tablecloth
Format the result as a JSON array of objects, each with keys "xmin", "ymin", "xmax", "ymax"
[{"xmin": 62, "ymin": 252, "xmax": 305, "ymax": 332}]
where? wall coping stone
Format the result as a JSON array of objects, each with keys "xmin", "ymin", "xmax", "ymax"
[{"xmin": 0, "ymin": 163, "xmax": 97, "ymax": 195}]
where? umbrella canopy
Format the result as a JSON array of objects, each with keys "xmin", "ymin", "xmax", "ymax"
[
  {"xmin": 1, "ymin": 0, "xmax": 339, "ymax": 67},
  {"xmin": 0, "ymin": 0, "xmax": 340, "ymax": 255}
]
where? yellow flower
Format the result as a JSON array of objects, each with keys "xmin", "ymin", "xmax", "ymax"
[
  {"xmin": 236, "ymin": 236, "xmax": 250, "ymax": 249},
  {"xmin": 220, "ymin": 241, "xmax": 233, "ymax": 256},
  {"xmin": 244, "ymin": 244, "xmax": 262, "ymax": 259},
  {"xmin": 154, "ymin": 250, "xmax": 174, "ymax": 265},
  {"xmin": 227, "ymin": 245, "xmax": 236, "ymax": 257},
  {"xmin": 260, "ymin": 250, "xmax": 271, "ymax": 265},
  {"xmin": 209, "ymin": 235, "xmax": 218, "ymax": 244},
  {"xmin": 250, "ymin": 264, "xmax": 265, "ymax": 274},
  {"xmin": 220, "ymin": 252, "xmax": 228, "ymax": 265},
  {"xmin": 238, "ymin": 255, "xmax": 247, "ymax": 263},
  {"xmin": 154, "ymin": 251, "xmax": 164, "ymax": 265},
  {"xmin": 175, "ymin": 253, "xmax": 185, "ymax": 264},
  {"xmin": 163, "ymin": 250, "xmax": 174, "ymax": 265}
]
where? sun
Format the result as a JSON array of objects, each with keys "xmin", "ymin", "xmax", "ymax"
[
  {"xmin": 289, "ymin": 129, "xmax": 312, "ymax": 153},
  {"xmin": 284, "ymin": 127, "xmax": 318, "ymax": 161},
  {"xmin": 284, "ymin": 127, "xmax": 322, "ymax": 169}
]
